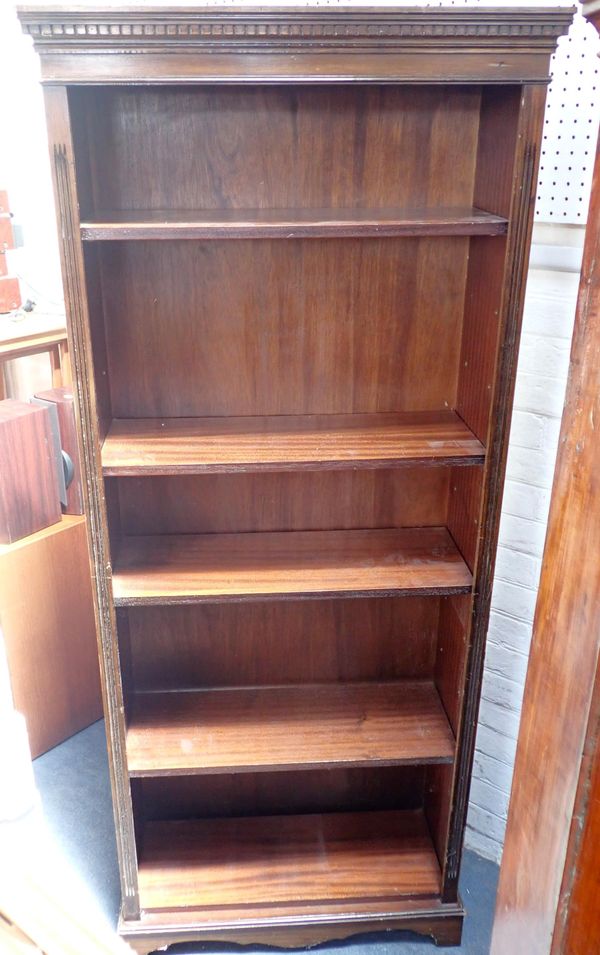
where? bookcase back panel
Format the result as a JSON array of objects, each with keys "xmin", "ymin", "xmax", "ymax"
[
  {"xmin": 115, "ymin": 468, "xmax": 449, "ymax": 536},
  {"xmin": 124, "ymin": 596, "xmax": 439, "ymax": 691},
  {"xmin": 72, "ymin": 85, "xmax": 481, "ymax": 214},
  {"xmin": 132, "ymin": 766, "xmax": 426, "ymax": 822},
  {"xmin": 97, "ymin": 237, "xmax": 468, "ymax": 417}
]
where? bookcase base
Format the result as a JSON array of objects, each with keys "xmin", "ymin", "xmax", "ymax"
[{"xmin": 119, "ymin": 898, "xmax": 464, "ymax": 954}]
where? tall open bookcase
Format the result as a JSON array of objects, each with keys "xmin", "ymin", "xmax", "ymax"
[{"xmin": 21, "ymin": 5, "xmax": 570, "ymax": 952}]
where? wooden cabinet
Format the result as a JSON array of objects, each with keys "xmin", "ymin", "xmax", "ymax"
[{"xmin": 20, "ymin": 5, "xmax": 570, "ymax": 952}]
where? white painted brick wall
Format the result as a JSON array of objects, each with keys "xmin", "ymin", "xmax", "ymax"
[{"xmin": 465, "ymin": 262, "xmax": 580, "ymax": 863}]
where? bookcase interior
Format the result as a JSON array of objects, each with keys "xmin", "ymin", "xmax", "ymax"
[{"xmin": 71, "ymin": 79, "xmax": 519, "ymax": 919}]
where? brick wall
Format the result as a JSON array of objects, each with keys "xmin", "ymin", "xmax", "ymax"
[{"xmin": 465, "ymin": 259, "xmax": 580, "ymax": 862}]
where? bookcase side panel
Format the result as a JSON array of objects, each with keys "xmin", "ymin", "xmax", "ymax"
[
  {"xmin": 442, "ymin": 82, "xmax": 549, "ymax": 900},
  {"xmin": 42, "ymin": 85, "xmax": 140, "ymax": 919}
]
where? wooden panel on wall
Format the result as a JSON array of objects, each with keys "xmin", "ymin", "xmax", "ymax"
[
  {"xmin": 0, "ymin": 516, "xmax": 102, "ymax": 758},
  {"xmin": 98, "ymin": 237, "xmax": 468, "ymax": 418},
  {"xmin": 116, "ymin": 468, "xmax": 450, "ymax": 536},
  {"xmin": 126, "ymin": 597, "xmax": 440, "ymax": 691},
  {"xmin": 72, "ymin": 86, "xmax": 481, "ymax": 214}
]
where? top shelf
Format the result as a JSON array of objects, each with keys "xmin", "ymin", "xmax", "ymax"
[{"xmin": 80, "ymin": 206, "xmax": 508, "ymax": 241}]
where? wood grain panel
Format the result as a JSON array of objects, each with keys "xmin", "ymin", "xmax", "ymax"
[
  {"xmin": 133, "ymin": 766, "xmax": 425, "ymax": 822},
  {"xmin": 126, "ymin": 597, "xmax": 440, "ymax": 691},
  {"xmin": 81, "ymin": 207, "xmax": 506, "ymax": 241},
  {"xmin": 138, "ymin": 810, "xmax": 441, "ymax": 911},
  {"xmin": 74, "ymin": 86, "xmax": 480, "ymax": 214},
  {"xmin": 435, "ymin": 596, "xmax": 471, "ymax": 737},
  {"xmin": 447, "ymin": 465, "xmax": 484, "ymax": 573},
  {"xmin": 99, "ymin": 237, "xmax": 468, "ymax": 418},
  {"xmin": 102, "ymin": 411, "xmax": 484, "ymax": 476},
  {"xmin": 126, "ymin": 682, "xmax": 455, "ymax": 776},
  {"xmin": 112, "ymin": 527, "xmax": 473, "ymax": 606},
  {"xmin": 0, "ymin": 399, "xmax": 61, "ymax": 544},
  {"xmin": 0, "ymin": 516, "xmax": 101, "ymax": 758},
  {"xmin": 457, "ymin": 88, "xmax": 521, "ymax": 443},
  {"xmin": 116, "ymin": 468, "xmax": 450, "ymax": 536}
]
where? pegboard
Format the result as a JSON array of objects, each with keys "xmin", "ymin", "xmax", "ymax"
[{"xmin": 536, "ymin": 11, "xmax": 600, "ymax": 223}]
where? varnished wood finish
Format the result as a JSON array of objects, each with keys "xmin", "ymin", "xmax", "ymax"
[
  {"xmin": 99, "ymin": 237, "xmax": 468, "ymax": 418},
  {"xmin": 0, "ymin": 516, "xmax": 101, "ymax": 758},
  {"xmin": 72, "ymin": 86, "xmax": 481, "ymax": 214},
  {"xmin": 81, "ymin": 207, "xmax": 507, "ymax": 241},
  {"xmin": 19, "ymin": 6, "xmax": 573, "ymax": 86},
  {"xmin": 126, "ymin": 598, "xmax": 439, "ymax": 691},
  {"xmin": 138, "ymin": 810, "xmax": 441, "ymax": 911},
  {"xmin": 23, "ymin": 4, "xmax": 568, "ymax": 947},
  {"xmin": 126, "ymin": 682, "xmax": 455, "ymax": 777},
  {"xmin": 42, "ymin": 85, "xmax": 140, "ymax": 919},
  {"xmin": 492, "ymin": 25, "xmax": 600, "ymax": 952},
  {"xmin": 0, "ymin": 399, "xmax": 61, "ymax": 543},
  {"xmin": 115, "ymin": 469, "xmax": 450, "ymax": 536},
  {"xmin": 119, "ymin": 900, "xmax": 464, "ymax": 954},
  {"xmin": 113, "ymin": 527, "xmax": 473, "ymax": 606},
  {"xmin": 102, "ymin": 412, "xmax": 484, "ymax": 476},
  {"xmin": 442, "ymin": 82, "xmax": 548, "ymax": 901},
  {"xmin": 132, "ymin": 766, "xmax": 425, "ymax": 822}
]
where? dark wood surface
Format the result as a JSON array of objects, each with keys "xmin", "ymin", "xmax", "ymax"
[
  {"xmin": 132, "ymin": 766, "xmax": 426, "ymax": 823},
  {"xmin": 43, "ymin": 85, "xmax": 141, "ymax": 920},
  {"xmin": 112, "ymin": 527, "xmax": 473, "ymax": 606},
  {"xmin": 0, "ymin": 399, "xmax": 61, "ymax": 543},
  {"xmin": 116, "ymin": 469, "xmax": 450, "ymax": 536},
  {"xmin": 137, "ymin": 809, "xmax": 441, "ymax": 911},
  {"xmin": 126, "ymin": 681, "xmax": 455, "ymax": 777},
  {"xmin": 492, "ymin": 27, "xmax": 600, "ymax": 953},
  {"xmin": 73, "ymin": 86, "xmax": 481, "ymax": 214},
  {"xmin": 125, "ymin": 598, "xmax": 440, "ymax": 691},
  {"xmin": 25, "ymin": 3, "xmax": 568, "ymax": 946},
  {"xmin": 98, "ymin": 237, "xmax": 469, "ymax": 419},
  {"xmin": 102, "ymin": 411, "xmax": 485, "ymax": 476},
  {"xmin": 0, "ymin": 515, "xmax": 102, "ymax": 758},
  {"xmin": 20, "ymin": 6, "xmax": 573, "ymax": 86},
  {"xmin": 81, "ymin": 206, "xmax": 507, "ymax": 241},
  {"xmin": 120, "ymin": 899, "xmax": 464, "ymax": 954}
]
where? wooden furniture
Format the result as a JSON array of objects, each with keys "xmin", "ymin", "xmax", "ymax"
[
  {"xmin": 34, "ymin": 386, "xmax": 84, "ymax": 514},
  {"xmin": 491, "ymin": 2, "xmax": 600, "ymax": 952},
  {"xmin": 20, "ymin": 4, "xmax": 570, "ymax": 951},
  {"xmin": 0, "ymin": 398, "xmax": 61, "ymax": 543},
  {"xmin": 0, "ymin": 313, "xmax": 71, "ymax": 400},
  {"xmin": 0, "ymin": 515, "xmax": 102, "ymax": 758}
]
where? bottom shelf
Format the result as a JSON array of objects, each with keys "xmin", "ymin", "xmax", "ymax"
[{"xmin": 138, "ymin": 809, "xmax": 441, "ymax": 913}]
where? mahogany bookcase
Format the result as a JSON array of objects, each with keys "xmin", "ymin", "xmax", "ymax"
[{"xmin": 19, "ymin": 5, "xmax": 570, "ymax": 952}]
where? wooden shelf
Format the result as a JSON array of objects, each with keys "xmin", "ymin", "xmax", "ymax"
[
  {"xmin": 137, "ymin": 809, "xmax": 441, "ymax": 912},
  {"xmin": 80, "ymin": 206, "xmax": 508, "ymax": 241},
  {"xmin": 101, "ymin": 411, "xmax": 484, "ymax": 476},
  {"xmin": 126, "ymin": 681, "xmax": 455, "ymax": 777},
  {"xmin": 112, "ymin": 527, "xmax": 472, "ymax": 606}
]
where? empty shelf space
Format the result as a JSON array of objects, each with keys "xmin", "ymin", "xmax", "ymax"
[
  {"xmin": 112, "ymin": 527, "xmax": 473, "ymax": 606},
  {"xmin": 137, "ymin": 809, "xmax": 442, "ymax": 912},
  {"xmin": 80, "ymin": 206, "xmax": 508, "ymax": 241},
  {"xmin": 101, "ymin": 411, "xmax": 485, "ymax": 476},
  {"xmin": 126, "ymin": 681, "xmax": 455, "ymax": 777}
]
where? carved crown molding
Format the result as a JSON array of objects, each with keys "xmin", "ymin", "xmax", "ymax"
[{"xmin": 18, "ymin": 6, "xmax": 574, "ymax": 54}]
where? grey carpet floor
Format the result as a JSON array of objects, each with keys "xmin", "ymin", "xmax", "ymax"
[{"xmin": 33, "ymin": 720, "xmax": 499, "ymax": 954}]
